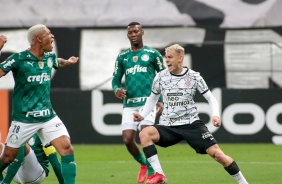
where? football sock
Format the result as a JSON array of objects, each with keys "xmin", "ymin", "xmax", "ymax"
[
  {"xmin": 143, "ymin": 145, "xmax": 164, "ymax": 175},
  {"xmin": 0, "ymin": 163, "xmax": 3, "ymax": 182},
  {"xmin": 133, "ymin": 152, "xmax": 147, "ymax": 165},
  {"xmin": 49, "ymin": 152, "xmax": 64, "ymax": 184},
  {"xmin": 3, "ymin": 145, "xmax": 26, "ymax": 183},
  {"xmin": 224, "ymin": 161, "xmax": 248, "ymax": 184},
  {"xmin": 61, "ymin": 154, "xmax": 76, "ymax": 184},
  {"xmin": 145, "ymin": 159, "xmax": 155, "ymax": 175}
]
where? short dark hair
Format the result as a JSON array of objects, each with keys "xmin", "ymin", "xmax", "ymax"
[{"xmin": 128, "ymin": 22, "xmax": 141, "ymax": 26}]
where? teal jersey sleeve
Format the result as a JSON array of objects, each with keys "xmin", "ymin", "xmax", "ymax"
[
  {"xmin": 112, "ymin": 51, "xmax": 126, "ymax": 93},
  {"xmin": 0, "ymin": 53, "xmax": 18, "ymax": 74},
  {"xmin": 52, "ymin": 53, "xmax": 59, "ymax": 69},
  {"xmin": 151, "ymin": 48, "xmax": 165, "ymax": 72}
]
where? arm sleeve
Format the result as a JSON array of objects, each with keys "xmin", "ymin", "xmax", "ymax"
[
  {"xmin": 140, "ymin": 92, "xmax": 160, "ymax": 118},
  {"xmin": 203, "ymin": 90, "xmax": 220, "ymax": 118},
  {"xmin": 0, "ymin": 54, "xmax": 18, "ymax": 74},
  {"xmin": 48, "ymin": 152, "xmax": 65, "ymax": 184},
  {"xmin": 153, "ymin": 50, "xmax": 165, "ymax": 72},
  {"xmin": 53, "ymin": 54, "xmax": 59, "ymax": 69},
  {"xmin": 112, "ymin": 57, "xmax": 124, "ymax": 93},
  {"xmin": 3, "ymin": 145, "xmax": 26, "ymax": 183}
]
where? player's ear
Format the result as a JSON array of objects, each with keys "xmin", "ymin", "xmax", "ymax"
[{"xmin": 178, "ymin": 55, "xmax": 183, "ymax": 62}]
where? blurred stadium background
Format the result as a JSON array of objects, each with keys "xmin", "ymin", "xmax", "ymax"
[{"xmin": 1, "ymin": 0, "xmax": 282, "ymax": 145}]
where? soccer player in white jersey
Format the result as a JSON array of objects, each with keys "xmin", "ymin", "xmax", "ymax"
[
  {"xmin": 0, "ymin": 24, "xmax": 77, "ymax": 183},
  {"xmin": 133, "ymin": 44, "xmax": 248, "ymax": 184}
]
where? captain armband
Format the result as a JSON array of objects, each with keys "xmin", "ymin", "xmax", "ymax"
[{"xmin": 43, "ymin": 145, "xmax": 57, "ymax": 156}]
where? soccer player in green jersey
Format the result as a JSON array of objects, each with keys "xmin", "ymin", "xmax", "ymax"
[
  {"xmin": 112, "ymin": 22, "xmax": 165, "ymax": 183},
  {"xmin": 1, "ymin": 134, "xmax": 64, "ymax": 184},
  {"xmin": 0, "ymin": 24, "xmax": 77, "ymax": 184}
]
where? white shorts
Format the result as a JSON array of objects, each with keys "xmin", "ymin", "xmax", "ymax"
[
  {"xmin": 122, "ymin": 106, "xmax": 156, "ymax": 131},
  {"xmin": 4, "ymin": 148, "xmax": 47, "ymax": 184},
  {"xmin": 6, "ymin": 116, "xmax": 70, "ymax": 148}
]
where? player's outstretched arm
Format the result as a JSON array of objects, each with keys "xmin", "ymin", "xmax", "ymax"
[
  {"xmin": 0, "ymin": 35, "xmax": 7, "ymax": 50},
  {"xmin": 58, "ymin": 57, "xmax": 79, "ymax": 68},
  {"xmin": 0, "ymin": 35, "xmax": 7, "ymax": 75},
  {"xmin": 0, "ymin": 68, "xmax": 6, "ymax": 78}
]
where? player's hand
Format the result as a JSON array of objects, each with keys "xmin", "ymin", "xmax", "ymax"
[
  {"xmin": 115, "ymin": 88, "xmax": 126, "ymax": 99},
  {"xmin": 58, "ymin": 57, "xmax": 79, "ymax": 67},
  {"xmin": 156, "ymin": 102, "xmax": 163, "ymax": 115},
  {"xmin": 67, "ymin": 56, "xmax": 79, "ymax": 64},
  {"xmin": 212, "ymin": 116, "xmax": 221, "ymax": 127},
  {"xmin": 133, "ymin": 112, "xmax": 144, "ymax": 122},
  {"xmin": 0, "ymin": 35, "xmax": 7, "ymax": 50}
]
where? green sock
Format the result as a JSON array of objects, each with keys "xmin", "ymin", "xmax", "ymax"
[
  {"xmin": 2, "ymin": 145, "xmax": 26, "ymax": 184},
  {"xmin": 0, "ymin": 167, "xmax": 3, "ymax": 182},
  {"xmin": 61, "ymin": 154, "xmax": 76, "ymax": 184},
  {"xmin": 0, "ymin": 158, "xmax": 3, "ymax": 181},
  {"xmin": 146, "ymin": 159, "xmax": 155, "ymax": 176},
  {"xmin": 133, "ymin": 152, "xmax": 155, "ymax": 175},
  {"xmin": 133, "ymin": 152, "xmax": 147, "ymax": 165},
  {"xmin": 49, "ymin": 153, "xmax": 64, "ymax": 184}
]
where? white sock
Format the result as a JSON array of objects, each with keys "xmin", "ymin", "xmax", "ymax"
[
  {"xmin": 232, "ymin": 171, "xmax": 248, "ymax": 184},
  {"xmin": 147, "ymin": 155, "xmax": 165, "ymax": 175}
]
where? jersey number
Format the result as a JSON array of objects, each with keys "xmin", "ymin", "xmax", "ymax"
[{"xmin": 12, "ymin": 125, "xmax": 20, "ymax": 133}]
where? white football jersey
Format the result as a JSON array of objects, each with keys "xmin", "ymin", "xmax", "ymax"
[{"xmin": 152, "ymin": 67, "xmax": 209, "ymax": 126}]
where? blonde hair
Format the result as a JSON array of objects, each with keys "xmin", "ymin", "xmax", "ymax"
[
  {"xmin": 27, "ymin": 24, "xmax": 46, "ymax": 45},
  {"xmin": 165, "ymin": 44, "xmax": 185, "ymax": 56}
]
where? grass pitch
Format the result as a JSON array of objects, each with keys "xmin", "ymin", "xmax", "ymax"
[{"xmin": 30, "ymin": 144, "xmax": 282, "ymax": 183}]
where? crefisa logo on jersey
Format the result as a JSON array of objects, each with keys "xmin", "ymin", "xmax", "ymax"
[
  {"xmin": 9, "ymin": 134, "xmax": 18, "ymax": 144},
  {"xmin": 47, "ymin": 58, "xmax": 53, "ymax": 68},
  {"xmin": 141, "ymin": 54, "xmax": 149, "ymax": 62},
  {"xmin": 38, "ymin": 61, "xmax": 44, "ymax": 69},
  {"xmin": 133, "ymin": 56, "xmax": 138, "ymax": 62}
]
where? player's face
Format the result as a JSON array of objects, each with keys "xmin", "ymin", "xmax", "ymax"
[
  {"xmin": 165, "ymin": 50, "xmax": 183, "ymax": 74},
  {"xmin": 39, "ymin": 27, "xmax": 54, "ymax": 52},
  {"xmin": 127, "ymin": 25, "xmax": 144, "ymax": 46}
]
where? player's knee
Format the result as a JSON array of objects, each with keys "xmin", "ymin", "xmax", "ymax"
[
  {"xmin": 123, "ymin": 137, "xmax": 135, "ymax": 145},
  {"xmin": 2, "ymin": 154, "xmax": 16, "ymax": 165},
  {"xmin": 214, "ymin": 151, "xmax": 230, "ymax": 165},
  {"xmin": 56, "ymin": 143, "xmax": 74, "ymax": 156},
  {"xmin": 139, "ymin": 129, "xmax": 150, "ymax": 142}
]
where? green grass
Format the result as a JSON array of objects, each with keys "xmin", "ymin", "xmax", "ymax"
[{"xmin": 18, "ymin": 144, "xmax": 282, "ymax": 183}]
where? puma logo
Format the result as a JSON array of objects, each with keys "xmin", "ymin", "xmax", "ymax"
[{"xmin": 27, "ymin": 62, "xmax": 34, "ymax": 67}]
